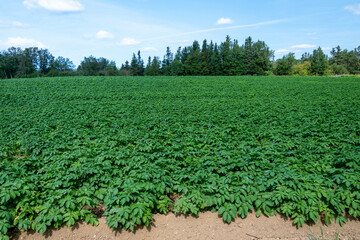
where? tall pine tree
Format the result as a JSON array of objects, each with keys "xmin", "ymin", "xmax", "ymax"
[{"xmin": 311, "ymin": 47, "xmax": 328, "ymax": 75}]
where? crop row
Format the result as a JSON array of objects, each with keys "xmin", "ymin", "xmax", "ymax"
[{"xmin": 0, "ymin": 76, "xmax": 359, "ymax": 239}]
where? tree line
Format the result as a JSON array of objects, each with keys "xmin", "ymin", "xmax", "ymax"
[
  {"xmin": 0, "ymin": 47, "xmax": 75, "ymax": 79},
  {"xmin": 1, "ymin": 35, "xmax": 359, "ymax": 79}
]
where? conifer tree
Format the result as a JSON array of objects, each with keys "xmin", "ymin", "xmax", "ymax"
[
  {"xmin": 184, "ymin": 41, "xmax": 201, "ymax": 75},
  {"xmin": 232, "ymin": 39, "xmax": 246, "ymax": 75},
  {"xmin": 162, "ymin": 47, "xmax": 173, "ymax": 75},
  {"xmin": 200, "ymin": 39, "xmax": 210, "ymax": 75},
  {"xmin": 209, "ymin": 43, "xmax": 222, "ymax": 75},
  {"xmin": 220, "ymin": 35, "xmax": 233, "ymax": 75},
  {"xmin": 137, "ymin": 51, "xmax": 144, "ymax": 76},
  {"xmin": 130, "ymin": 53, "xmax": 138, "ymax": 76},
  {"xmin": 144, "ymin": 56, "xmax": 152, "ymax": 76},
  {"xmin": 311, "ymin": 47, "xmax": 328, "ymax": 75},
  {"xmin": 151, "ymin": 57, "xmax": 161, "ymax": 75},
  {"xmin": 170, "ymin": 47, "xmax": 183, "ymax": 75}
]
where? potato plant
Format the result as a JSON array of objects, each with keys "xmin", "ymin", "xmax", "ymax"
[{"xmin": 0, "ymin": 76, "xmax": 359, "ymax": 239}]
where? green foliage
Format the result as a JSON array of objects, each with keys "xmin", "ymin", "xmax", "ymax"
[
  {"xmin": 275, "ymin": 53, "xmax": 296, "ymax": 75},
  {"xmin": 0, "ymin": 47, "xmax": 75, "ymax": 79},
  {"xmin": 77, "ymin": 56, "xmax": 116, "ymax": 76},
  {"xmin": 330, "ymin": 46, "xmax": 360, "ymax": 74},
  {"xmin": 311, "ymin": 47, "xmax": 328, "ymax": 76},
  {"xmin": 329, "ymin": 64, "xmax": 349, "ymax": 75},
  {"xmin": 0, "ymin": 76, "xmax": 359, "ymax": 237},
  {"xmin": 293, "ymin": 61, "xmax": 311, "ymax": 76},
  {"xmin": 145, "ymin": 56, "xmax": 161, "ymax": 76}
]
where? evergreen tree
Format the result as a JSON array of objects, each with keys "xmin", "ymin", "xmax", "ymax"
[
  {"xmin": 119, "ymin": 61, "xmax": 131, "ymax": 76},
  {"xmin": 209, "ymin": 43, "xmax": 222, "ymax": 75},
  {"xmin": 220, "ymin": 35, "xmax": 233, "ymax": 75},
  {"xmin": 232, "ymin": 39, "xmax": 246, "ymax": 75},
  {"xmin": 252, "ymin": 40, "xmax": 274, "ymax": 75},
  {"xmin": 243, "ymin": 37, "xmax": 273, "ymax": 75},
  {"xmin": 151, "ymin": 57, "xmax": 161, "ymax": 75},
  {"xmin": 301, "ymin": 52, "xmax": 311, "ymax": 62},
  {"xmin": 200, "ymin": 39, "xmax": 210, "ymax": 75},
  {"xmin": 329, "ymin": 45, "xmax": 360, "ymax": 74},
  {"xmin": 184, "ymin": 41, "xmax": 201, "ymax": 75},
  {"xmin": 137, "ymin": 51, "xmax": 144, "ymax": 76},
  {"xmin": 162, "ymin": 47, "xmax": 173, "ymax": 75},
  {"xmin": 130, "ymin": 53, "xmax": 138, "ymax": 76},
  {"xmin": 144, "ymin": 56, "xmax": 152, "ymax": 76},
  {"xmin": 145, "ymin": 56, "xmax": 161, "ymax": 76},
  {"xmin": 124, "ymin": 61, "xmax": 130, "ymax": 71},
  {"xmin": 311, "ymin": 47, "xmax": 328, "ymax": 75},
  {"xmin": 170, "ymin": 47, "xmax": 183, "ymax": 75},
  {"xmin": 244, "ymin": 36, "xmax": 255, "ymax": 75}
]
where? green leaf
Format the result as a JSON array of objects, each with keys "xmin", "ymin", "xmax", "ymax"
[{"xmin": 218, "ymin": 207, "xmax": 225, "ymax": 215}]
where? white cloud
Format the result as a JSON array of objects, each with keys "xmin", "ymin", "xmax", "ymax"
[
  {"xmin": 275, "ymin": 49, "xmax": 290, "ymax": 54},
  {"xmin": 118, "ymin": 38, "xmax": 141, "ymax": 46},
  {"xmin": 23, "ymin": 0, "xmax": 84, "ymax": 12},
  {"xmin": 140, "ymin": 47, "xmax": 158, "ymax": 52},
  {"xmin": 216, "ymin": 18, "xmax": 233, "ymax": 25},
  {"xmin": 345, "ymin": 4, "xmax": 360, "ymax": 15},
  {"xmin": 291, "ymin": 44, "xmax": 316, "ymax": 49},
  {"xmin": 6, "ymin": 37, "xmax": 45, "ymax": 48},
  {"xmin": 275, "ymin": 49, "xmax": 301, "ymax": 55},
  {"xmin": 169, "ymin": 40, "xmax": 191, "ymax": 44},
  {"xmin": 95, "ymin": 30, "xmax": 114, "ymax": 39},
  {"xmin": 321, "ymin": 47, "xmax": 332, "ymax": 51},
  {"xmin": 0, "ymin": 20, "xmax": 25, "ymax": 28}
]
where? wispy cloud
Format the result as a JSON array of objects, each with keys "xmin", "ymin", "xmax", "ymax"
[
  {"xmin": 118, "ymin": 37, "xmax": 141, "ymax": 46},
  {"xmin": 140, "ymin": 47, "xmax": 158, "ymax": 52},
  {"xmin": 0, "ymin": 20, "xmax": 25, "ymax": 28},
  {"xmin": 142, "ymin": 19, "xmax": 287, "ymax": 42},
  {"xmin": 345, "ymin": 4, "xmax": 360, "ymax": 15},
  {"xmin": 169, "ymin": 40, "xmax": 191, "ymax": 44},
  {"xmin": 275, "ymin": 49, "xmax": 301, "ymax": 55},
  {"xmin": 291, "ymin": 44, "xmax": 316, "ymax": 49},
  {"xmin": 23, "ymin": 0, "xmax": 84, "ymax": 12},
  {"xmin": 95, "ymin": 30, "xmax": 114, "ymax": 39},
  {"xmin": 275, "ymin": 49, "xmax": 290, "ymax": 54},
  {"xmin": 216, "ymin": 18, "xmax": 233, "ymax": 25},
  {"xmin": 321, "ymin": 47, "xmax": 332, "ymax": 51},
  {"xmin": 306, "ymin": 32, "xmax": 319, "ymax": 39},
  {"xmin": 5, "ymin": 37, "xmax": 45, "ymax": 48},
  {"xmin": 12, "ymin": 21, "xmax": 24, "ymax": 27}
]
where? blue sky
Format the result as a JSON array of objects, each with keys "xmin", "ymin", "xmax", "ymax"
[{"xmin": 0, "ymin": 0, "xmax": 359, "ymax": 67}]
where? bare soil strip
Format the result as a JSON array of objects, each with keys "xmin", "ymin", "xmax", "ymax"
[{"xmin": 11, "ymin": 212, "xmax": 360, "ymax": 240}]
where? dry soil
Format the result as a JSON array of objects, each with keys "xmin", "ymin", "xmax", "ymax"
[{"xmin": 10, "ymin": 212, "xmax": 360, "ymax": 240}]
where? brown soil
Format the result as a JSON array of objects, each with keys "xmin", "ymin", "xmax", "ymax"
[{"xmin": 10, "ymin": 212, "xmax": 360, "ymax": 240}]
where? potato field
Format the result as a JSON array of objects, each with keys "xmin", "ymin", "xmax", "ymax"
[{"xmin": 0, "ymin": 76, "xmax": 359, "ymax": 239}]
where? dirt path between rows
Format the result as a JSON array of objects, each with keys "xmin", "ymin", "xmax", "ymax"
[{"xmin": 11, "ymin": 212, "xmax": 360, "ymax": 240}]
